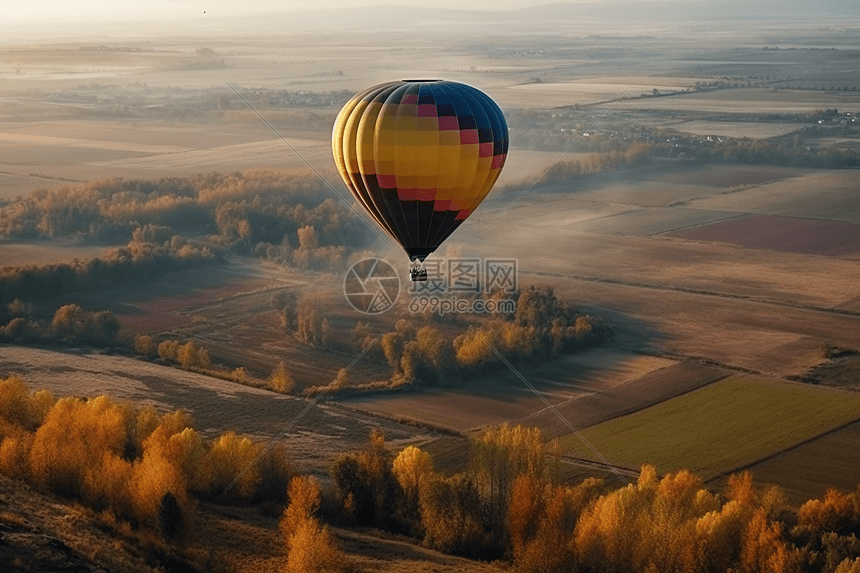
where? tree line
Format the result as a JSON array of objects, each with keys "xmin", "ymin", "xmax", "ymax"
[
  {"xmin": 0, "ymin": 376, "xmax": 292, "ymax": 542},
  {"xmin": 2, "ymin": 376, "xmax": 859, "ymax": 573},
  {"xmin": 279, "ymin": 285, "xmax": 608, "ymax": 396},
  {"xmin": 326, "ymin": 426, "xmax": 860, "ymax": 573},
  {"xmin": 0, "ymin": 169, "xmax": 375, "ymax": 304}
]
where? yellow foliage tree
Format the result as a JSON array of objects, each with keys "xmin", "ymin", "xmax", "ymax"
[
  {"xmin": 798, "ymin": 488, "xmax": 854, "ymax": 534},
  {"xmin": 285, "ymin": 520, "xmax": 348, "ymax": 573},
  {"xmin": 158, "ymin": 339, "xmax": 180, "ymax": 362},
  {"xmin": 739, "ymin": 508, "xmax": 802, "ymax": 573},
  {"xmin": 270, "ymin": 361, "xmax": 295, "ymax": 394},
  {"xmin": 28, "ymin": 396, "xmax": 127, "ymax": 497},
  {"xmin": 472, "ymin": 423, "xmax": 545, "ymax": 549},
  {"xmin": 134, "ymin": 334, "xmax": 156, "ymax": 356},
  {"xmin": 82, "ymin": 451, "xmax": 134, "ymax": 518},
  {"xmin": 280, "ymin": 476, "xmax": 321, "ymax": 548},
  {"xmin": 392, "ymin": 445, "xmax": 433, "ymax": 524},
  {"xmin": 281, "ymin": 475, "xmax": 350, "ymax": 573},
  {"xmin": 836, "ymin": 558, "xmax": 860, "ymax": 573},
  {"xmin": 0, "ymin": 428, "xmax": 34, "ymax": 479},
  {"xmin": 205, "ymin": 431, "xmax": 260, "ymax": 500},
  {"xmin": 129, "ymin": 446, "xmax": 191, "ymax": 532}
]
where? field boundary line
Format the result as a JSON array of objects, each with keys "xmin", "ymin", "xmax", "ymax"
[
  {"xmin": 648, "ymin": 212, "xmax": 749, "ymax": 236},
  {"xmin": 476, "ymin": 332, "xmax": 630, "ymax": 486},
  {"xmin": 325, "ymin": 400, "xmax": 468, "ymax": 438},
  {"xmin": 221, "ymin": 328, "xmax": 388, "ymax": 496},
  {"xmin": 559, "ymin": 454, "xmax": 641, "ymax": 479},
  {"xmin": 514, "ymin": 366, "xmax": 732, "ymax": 432},
  {"xmin": 707, "ymin": 414, "xmax": 860, "ymax": 482},
  {"xmin": 520, "ymin": 269, "xmax": 860, "ymax": 318}
]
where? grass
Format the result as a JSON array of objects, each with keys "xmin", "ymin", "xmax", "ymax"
[{"xmin": 559, "ymin": 375, "xmax": 860, "ymax": 478}]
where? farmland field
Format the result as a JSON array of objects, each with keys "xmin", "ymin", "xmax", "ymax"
[
  {"xmin": 2, "ymin": 9, "xmax": 860, "ymax": 573},
  {"xmin": 558, "ymin": 375, "xmax": 860, "ymax": 478},
  {"xmin": 337, "ymin": 349, "xmax": 677, "ymax": 432},
  {"xmin": 685, "ymin": 170, "xmax": 860, "ymax": 224},
  {"xmin": 671, "ymin": 120, "xmax": 807, "ymax": 139},
  {"xmin": 0, "ymin": 239, "xmax": 110, "ymax": 266},
  {"xmin": 738, "ymin": 420, "xmax": 860, "ymax": 502},
  {"xmin": 667, "ymin": 214, "xmax": 860, "ymax": 257},
  {"xmin": 0, "ymin": 344, "xmax": 436, "ymax": 477},
  {"xmin": 613, "ymin": 88, "xmax": 860, "ymax": 113}
]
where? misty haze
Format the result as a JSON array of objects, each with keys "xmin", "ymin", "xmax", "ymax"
[{"xmin": 0, "ymin": 2, "xmax": 859, "ymax": 572}]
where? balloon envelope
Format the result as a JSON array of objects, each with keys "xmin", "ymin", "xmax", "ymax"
[{"xmin": 332, "ymin": 80, "xmax": 508, "ymax": 262}]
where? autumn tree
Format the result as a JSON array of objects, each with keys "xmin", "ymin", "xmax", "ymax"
[
  {"xmin": 472, "ymin": 424, "xmax": 546, "ymax": 551},
  {"xmin": 177, "ymin": 340, "xmax": 210, "ymax": 369},
  {"xmin": 134, "ymin": 334, "xmax": 157, "ymax": 356},
  {"xmin": 399, "ymin": 326, "xmax": 458, "ymax": 386},
  {"xmin": 420, "ymin": 473, "xmax": 486, "ymax": 558},
  {"xmin": 158, "ymin": 339, "xmax": 181, "ymax": 362},
  {"xmin": 270, "ymin": 361, "xmax": 295, "ymax": 393},
  {"xmin": 280, "ymin": 475, "xmax": 322, "ymax": 547},
  {"xmin": 392, "ymin": 445, "xmax": 433, "ymax": 531},
  {"xmin": 330, "ymin": 429, "xmax": 403, "ymax": 531},
  {"xmin": 281, "ymin": 475, "xmax": 351, "ymax": 573},
  {"xmin": 739, "ymin": 508, "xmax": 802, "ymax": 573},
  {"xmin": 29, "ymin": 396, "xmax": 127, "ymax": 497}
]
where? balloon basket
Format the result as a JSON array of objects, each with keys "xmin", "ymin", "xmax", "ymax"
[{"xmin": 409, "ymin": 267, "xmax": 428, "ymax": 282}]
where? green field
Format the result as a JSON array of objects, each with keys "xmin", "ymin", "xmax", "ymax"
[{"xmin": 559, "ymin": 375, "xmax": 860, "ymax": 478}]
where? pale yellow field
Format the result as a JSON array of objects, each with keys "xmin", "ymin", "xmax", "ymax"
[
  {"xmin": 507, "ymin": 77, "xmax": 698, "ymax": 106},
  {"xmin": 671, "ymin": 120, "xmax": 806, "ymax": 139},
  {"xmin": 87, "ymin": 137, "xmax": 331, "ymax": 173},
  {"xmin": 614, "ymin": 88, "xmax": 860, "ymax": 113},
  {"xmin": 685, "ymin": 170, "xmax": 860, "ymax": 224},
  {"xmin": 0, "ymin": 131, "xmax": 191, "ymax": 154},
  {"xmin": 0, "ymin": 240, "xmax": 110, "ymax": 266}
]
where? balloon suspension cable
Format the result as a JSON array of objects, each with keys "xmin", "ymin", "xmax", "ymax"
[{"xmin": 409, "ymin": 259, "xmax": 428, "ymax": 282}]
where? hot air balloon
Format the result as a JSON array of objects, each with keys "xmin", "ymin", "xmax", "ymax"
[{"xmin": 332, "ymin": 80, "xmax": 508, "ymax": 281}]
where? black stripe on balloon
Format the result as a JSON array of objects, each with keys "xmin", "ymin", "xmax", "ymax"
[
  {"xmin": 347, "ymin": 171, "xmax": 391, "ymax": 238},
  {"xmin": 415, "ymin": 200, "xmax": 435, "ymax": 253},
  {"xmin": 341, "ymin": 84, "xmax": 395, "ymax": 234},
  {"xmin": 404, "ymin": 245, "xmax": 436, "ymax": 262},
  {"xmin": 379, "ymin": 187, "xmax": 413, "ymax": 252},
  {"xmin": 424, "ymin": 209, "xmax": 464, "ymax": 253},
  {"xmin": 361, "ymin": 173, "xmax": 408, "ymax": 242}
]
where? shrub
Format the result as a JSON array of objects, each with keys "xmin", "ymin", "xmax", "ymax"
[{"xmin": 270, "ymin": 361, "xmax": 295, "ymax": 393}]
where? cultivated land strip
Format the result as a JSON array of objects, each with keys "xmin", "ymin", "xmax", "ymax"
[
  {"xmin": 557, "ymin": 375, "xmax": 860, "ymax": 479},
  {"xmin": 522, "ymin": 269, "xmax": 860, "ymax": 318},
  {"xmin": 513, "ymin": 362, "xmax": 729, "ymax": 439}
]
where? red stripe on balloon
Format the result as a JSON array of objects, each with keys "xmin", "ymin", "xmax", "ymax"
[
  {"xmin": 460, "ymin": 129, "xmax": 479, "ymax": 145},
  {"xmin": 418, "ymin": 104, "xmax": 438, "ymax": 117},
  {"xmin": 377, "ymin": 174, "xmax": 397, "ymax": 188},
  {"xmin": 438, "ymin": 116, "xmax": 459, "ymax": 130},
  {"xmin": 398, "ymin": 188, "xmax": 418, "ymax": 201},
  {"xmin": 416, "ymin": 188, "xmax": 435, "ymax": 201}
]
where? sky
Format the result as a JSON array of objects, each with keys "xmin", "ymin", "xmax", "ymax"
[{"xmin": 2, "ymin": 0, "xmax": 640, "ymax": 23}]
